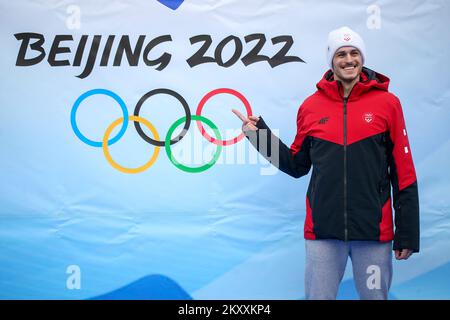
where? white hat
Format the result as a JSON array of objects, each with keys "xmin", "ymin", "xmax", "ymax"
[{"xmin": 327, "ymin": 26, "xmax": 365, "ymax": 69}]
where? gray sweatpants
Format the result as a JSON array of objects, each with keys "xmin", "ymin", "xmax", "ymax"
[{"xmin": 305, "ymin": 239, "xmax": 393, "ymax": 300}]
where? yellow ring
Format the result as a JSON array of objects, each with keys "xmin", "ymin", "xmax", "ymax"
[{"xmin": 102, "ymin": 116, "xmax": 160, "ymax": 174}]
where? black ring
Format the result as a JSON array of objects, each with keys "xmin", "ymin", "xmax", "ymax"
[{"xmin": 133, "ymin": 88, "xmax": 191, "ymax": 147}]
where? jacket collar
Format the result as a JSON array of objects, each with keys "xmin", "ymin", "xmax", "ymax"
[{"xmin": 316, "ymin": 67, "xmax": 390, "ymax": 101}]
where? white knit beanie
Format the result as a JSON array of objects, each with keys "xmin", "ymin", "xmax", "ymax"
[{"xmin": 327, "ymin": 26, "xmax": 365, "ymax": 69}]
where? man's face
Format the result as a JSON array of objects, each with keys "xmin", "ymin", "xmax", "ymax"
[{"xmin": 332, "ymin": 46, "xmax": 363, "ymax": 83}]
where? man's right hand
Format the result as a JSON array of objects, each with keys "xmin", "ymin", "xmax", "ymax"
[{"xmin": 232, "ymin": 109, "xmax": 260, "ymax": 132}]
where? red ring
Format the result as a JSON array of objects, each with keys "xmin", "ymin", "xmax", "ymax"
[{"xmin": 196, "ymin": 88, "xmax": 253, "ymax": 146}]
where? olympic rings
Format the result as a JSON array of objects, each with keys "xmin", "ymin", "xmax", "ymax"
[
  {"xmin": 103, "ymin": 116, "xmax": 160, "ymax": 174},
  {"xmin": 71, "ymin": 88, "xmax": 129, "ymax": 147},
  {"xmin": 134, "ymin": 88, "xmax": 191, "ymax": 147},
  {"xmin": 166, "ymin": 115, "xmax": 222, "ymax": 173},
  {"xmin": 196, "ymin": 88, "xmax": 252, "ymax": 146},
  {"xmin": 71, "ymin": 88, "xmax": 253, "ymax": 174}
]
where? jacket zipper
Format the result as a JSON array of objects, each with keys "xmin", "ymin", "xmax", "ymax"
[
  {"xmin": 343, "ymin": 96, "xmax": 348, "ymax": 241},
  {"xmin": 339, "ymin": 78, "xmax": 358, "ymax": 242}
]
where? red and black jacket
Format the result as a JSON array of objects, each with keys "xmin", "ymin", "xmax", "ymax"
[{"xmin": 246, "ymin": 67, "xmax": 420, "ymax": 252}]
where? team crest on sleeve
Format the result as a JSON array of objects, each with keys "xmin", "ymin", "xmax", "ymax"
[{"xmin": 363, "ymin": 112, "xmax": 374, "ymax": 123}]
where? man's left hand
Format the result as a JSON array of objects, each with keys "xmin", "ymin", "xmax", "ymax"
[{"xmin": 395, "ymin": 249, "xmax": 413, "ymax": 260}]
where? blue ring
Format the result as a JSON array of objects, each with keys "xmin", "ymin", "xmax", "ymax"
[{"xmin": 71, "ymin": 89, "xmax": 128, "ymax": 147}]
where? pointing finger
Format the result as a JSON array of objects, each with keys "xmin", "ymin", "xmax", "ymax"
[{"xmin": 232, "ymin": 109, "xmax": 248, "ymax": 123}]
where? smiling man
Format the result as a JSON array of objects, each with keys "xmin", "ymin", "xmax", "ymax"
[{"xmin": 233, "ymin": 26, "xmax": 419, "ymax": 300}]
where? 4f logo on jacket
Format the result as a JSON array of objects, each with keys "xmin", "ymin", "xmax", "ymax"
[{"xmin": 318, "ymin": 117, "xmax": 330, "ymax": 124}]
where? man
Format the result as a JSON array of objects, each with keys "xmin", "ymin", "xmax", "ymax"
[{"xmin": 232, "ymin": 26, "xmax": 419, "ymax": 300}]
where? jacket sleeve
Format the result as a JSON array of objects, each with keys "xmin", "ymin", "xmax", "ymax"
[
  {"xmin": 388, "ymin": 96, "xmax": 420, "ymax": 252},
  {"xmin": 244, "ymin": 106, "xmax": 312, "ymax": 178}
]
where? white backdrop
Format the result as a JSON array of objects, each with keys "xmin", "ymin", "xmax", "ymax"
[{"xmin": 0, "ymin": 0, "xmax": 449, "ymax": 299}]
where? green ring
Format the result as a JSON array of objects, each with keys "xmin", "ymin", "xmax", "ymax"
[{"xmin": 165, "ymin": 115, "xmax": 222, "ymax": 173}]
